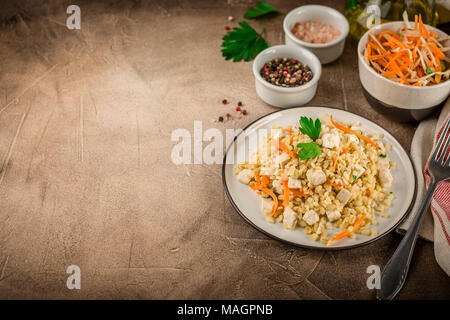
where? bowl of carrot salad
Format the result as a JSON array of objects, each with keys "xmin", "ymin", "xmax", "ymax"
[{"xmin": 358, "ymin": 12, "xmax": 450, "ymax": 122}]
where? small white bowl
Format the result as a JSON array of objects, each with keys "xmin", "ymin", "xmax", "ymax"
[
  {"xmin": 358, "ymin": 21, "xmax": 450, "ymax": 122},
  {"xmin": 283, "ymin": 5, "xmax": 349, "ymax": 64},
  {"xmin": 252, "ymin": 45, "xmax": 321, "ymax": 108}
]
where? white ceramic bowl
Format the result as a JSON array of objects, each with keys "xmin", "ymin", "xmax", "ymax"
[
  {"xmin": 358, "ymin": 21, "xmax": 450, "ymax": 122},
  {"xmin": 253, "ymin": 45, "xmax": 321, "ymax": 108},
  {"xmin": 283, "ymin": 5, "xmax": 349, "ymax": 64}
]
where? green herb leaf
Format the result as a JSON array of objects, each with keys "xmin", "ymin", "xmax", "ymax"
[
  {"xmin": 299, "ymin": 117, "xmax": 321, "ymax": 141},
  {"xmin": 352, "ymin": 175, "xmax": 357, "ymax": 180},
  {"xmin": 440, "ymin": 59, "xmax": 447, "ymax": 72},
  {"xmin": 425, "ymin": 67, "xmax": 435, "ymax": 75},
  {"xmin": 244, "ymin": 1, "xmax": 280, "ymax": 19},
  {"xmin": 221, "ymin": 21, "xmax": 269, "ymax": 62},
  {"xmin": 297, "ymin": 143, "xmax": 321, "ymax": 160},
  {"xmin": 379, "ymin": 154, "xmax": 387, "ymax": 158}
]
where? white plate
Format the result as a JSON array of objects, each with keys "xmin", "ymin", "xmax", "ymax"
[{"xmin": 222, "ymin": 106, "xmax": 417, "ymax": 250}]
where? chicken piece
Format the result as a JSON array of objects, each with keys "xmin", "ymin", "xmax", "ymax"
[
  {"xmin": 346, "ymin": 134, "xmax": 359, "ymax": 144},
  {"xmin": 237, "ymin": 169, "xmax": 254, "ymax": 185},
  {"xmin": 316, "ymin": 222, "xmax": 325, "ymax": 235},
  {"xmin": 261, "ymin": 198, "xmax": 275, "ymax": 215},
  {"xmin": 287, "ymin": 177, "xmax": 302, "ymax": 189},
  {"xmin": 271, "ymin": 128, "xmax": 284, "ymax": 140},
  {"xmin": 260, "ymin": 166, "xmax": 276, "ymax": 176},
  {"xmin": 337, "ymin": 188, "xmax": 352, "ymax": 205},
  {"xmin": 321, "ymin": 132, "xmax": 340, "ymax": 149},
  {"xmin": 378, "ymin": 157, "xmax": 390, "ymax": 170},
  {"xmin": 379, "ymin": 169, "xmax": 393, "ymax": 188},
  {"xmin": 352, "ymin": 164, "xmax": 365, "ymax": 179},
  {"xmin": 276, "ymin": 152, "xmax": 291, "ymax": 166},
  {"xmin": 326, "ymin": 208, "xmax": 341, "ymax": 222},
  {"xmin": 306, "ymin": 168, "xmax": 327, "ymax": 186},
  {"xmin": 303, "ymin": 210, "xmax": 319, "ymax": 225},
  {"xmin": 272, "ymin": 180, "xmax": 283, "ymax": 194},
  {"xmin": 283, "ymin": 206, "xmax": 298, "ymax": 229},
  {"xmin": 377, "ymin": 158, "xmax": 393, "ymax": 187}
]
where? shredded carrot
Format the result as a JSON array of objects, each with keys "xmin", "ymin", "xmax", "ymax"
[
  {"xmin": 340, "ymin": 148, "xmax": 349, "ymax": 155},
  {"xmin": 331, "ymin": 148, "xmax": 349, "ymax": 172},
  {"xmin": 365, "ymin": 12, "xmax": 448, "ymax": 87},
  {"xmin": 325, "ymin": 181, "xmax": 346, "ymax": 187},
  {"xmin": 291, "ymin": 189, "xmax": 309, "ymax": 197},
  {"xmin": 282, "ymin": 180, "xmax": 290, "ymax": 207},
  {"xmin": 255, "ymin": 171, "xmax": 261, "ymax": 184},
  {"xmin": 261, "ymin": 175, "xmax": 269, "ymax": 187},
  {"xmin": 278, "ymin": 141, "xmax": 297, "ymax": 159},
  {"xmin": 418, "ymin": 14, "xmax": 430, "ymax": 38},
  {"xmin": 330, "ymin": 214, "xmax": 367, "ymax": 241},
  {"xmin": 365, "ymin": 43, "xmax": 371, "ymax": 60},
  {"xmin": 250, "ymin": 183, "xmax": 279, "ymax": 217},
  {"xmin": 377, "ymin": 30, "xmax": 399, "ymax": 42},
  {"xmin": 262, "ymin": 187, "xmax": 279, "ymax": 216},
  {"xmin": 330, "ymin": 116, "xmax": 380, "ymax": 149},
  {"xmin": 352, "ymin": 214, "xmax": 367, "ymax": 232},
  {"xmin": 289, "ymin": 135, "xmax": 294, "ymax": 145},
  {"xmin": 330, "ymin": 230, "xmax": 352, "ymax": 241},
  {"xmin": 284, "ymin": 128, "xmax": 294, "ymax": 133},
  {"xmin": 331, "ymin": 157, "xmax": 339, "ymax": 172},
  {"xmin": 436, "ymin": 60, "xmax": 442, "ymax": 83}
]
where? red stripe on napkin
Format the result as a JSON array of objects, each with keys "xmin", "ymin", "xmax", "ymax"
[
  {"xmin": 423, "ymin": 115, "xmax": 450, "ymax": 242},
  {"xmin": 431, "ymin": 205, "xmax": 450, "ymax": 246}
]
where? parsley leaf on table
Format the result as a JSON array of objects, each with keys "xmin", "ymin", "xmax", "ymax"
[
  {"xmin": 244, "ymin": 1, "xmax": 280, "ymax": 19},
  {"xmin": 299, "ymin": 117, "xmax": 322, "ymax": 141},
  {"xmin": 297, "ymin": 143, "xmax": 322, "ymax": 160},
  {"xmin": 221, "ymin": 21, "xmax": 269, "ymax": 62}
]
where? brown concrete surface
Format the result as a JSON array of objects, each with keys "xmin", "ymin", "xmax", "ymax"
[{"xmin": 0, "ymin": 0, "xmax": 449, "ymax": 299}]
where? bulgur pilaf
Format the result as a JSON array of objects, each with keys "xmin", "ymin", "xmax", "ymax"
[{"xmin": 234, "ymin": 114, "xmax": 395, "ymax": 246}]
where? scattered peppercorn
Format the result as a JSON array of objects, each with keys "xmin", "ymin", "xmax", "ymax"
[
  {"xmin": 260, "ymin": 57, "xmax": 313, "ymax": 88},
  {"xmin": 218, "ymin": 116, "xmax": 224, "ymax": 122},
  {"xmin": 222, "ymin": 99, "xmax": 228, "ymax": 104},
  {"xmin": 238, "ymin": 101, "xmax": 242, "ymax": 106},
  {"xmin": 224, "ymin": 26, "xmax": 231, "ymax": 30},
  {"xmin": 236, "ymin": 106, "xmax": 241, "ymax": 111},
  {"xmin": 242, "ymin": 110, "xmax": 247, "ymax": 115}
]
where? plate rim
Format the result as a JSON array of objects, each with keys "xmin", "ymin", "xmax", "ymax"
[{"xmin": 222, "ymin": 105, "xmax": 418, "ymax": 251}]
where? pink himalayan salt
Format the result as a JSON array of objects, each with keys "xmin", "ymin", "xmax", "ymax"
[{"xmin": 291, "ymin": 21, "xmax": 341, "ymax": 44}]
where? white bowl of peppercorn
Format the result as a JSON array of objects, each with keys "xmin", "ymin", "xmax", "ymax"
[{"xmin": 253, "ymin": 44, "xmax": 321, "ymax": 108}]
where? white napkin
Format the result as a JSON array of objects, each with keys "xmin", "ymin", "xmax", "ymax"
[{"xmin": 398, "ymin": 98, "xmax": 450, "ymax": 276}]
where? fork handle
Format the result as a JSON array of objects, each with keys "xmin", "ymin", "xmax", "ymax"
[{"xmin": 377, "ymin": 180, "xmax": 439, "ymax": 300}]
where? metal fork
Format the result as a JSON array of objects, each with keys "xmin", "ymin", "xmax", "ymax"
[{"xmin": 377, "ymin": 118, "xmax": 450, "ymax": 300}]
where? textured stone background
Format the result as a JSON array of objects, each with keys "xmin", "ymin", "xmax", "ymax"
[{"xmin": 0, "ymin": 0, "xmax": 448, "ymax": 299}]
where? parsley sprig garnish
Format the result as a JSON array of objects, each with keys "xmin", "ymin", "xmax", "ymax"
[
  {"xmin": 244, "ymin": 1, "xmax": 281, "ymax": 19},
  {"xmin": 297, "ymin": 143, "xmax": 321, "ymax": 160},
  {"xmin": 296, "ymin": 117, "xmax": 322, "ymax": 160},
  {"xmin": 299, "ymin": 116, "xmax": 321, "ymax": 141},
  {"xmin": 221, "ymin": 22, "xmax": 269, "ymax": 62}
]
